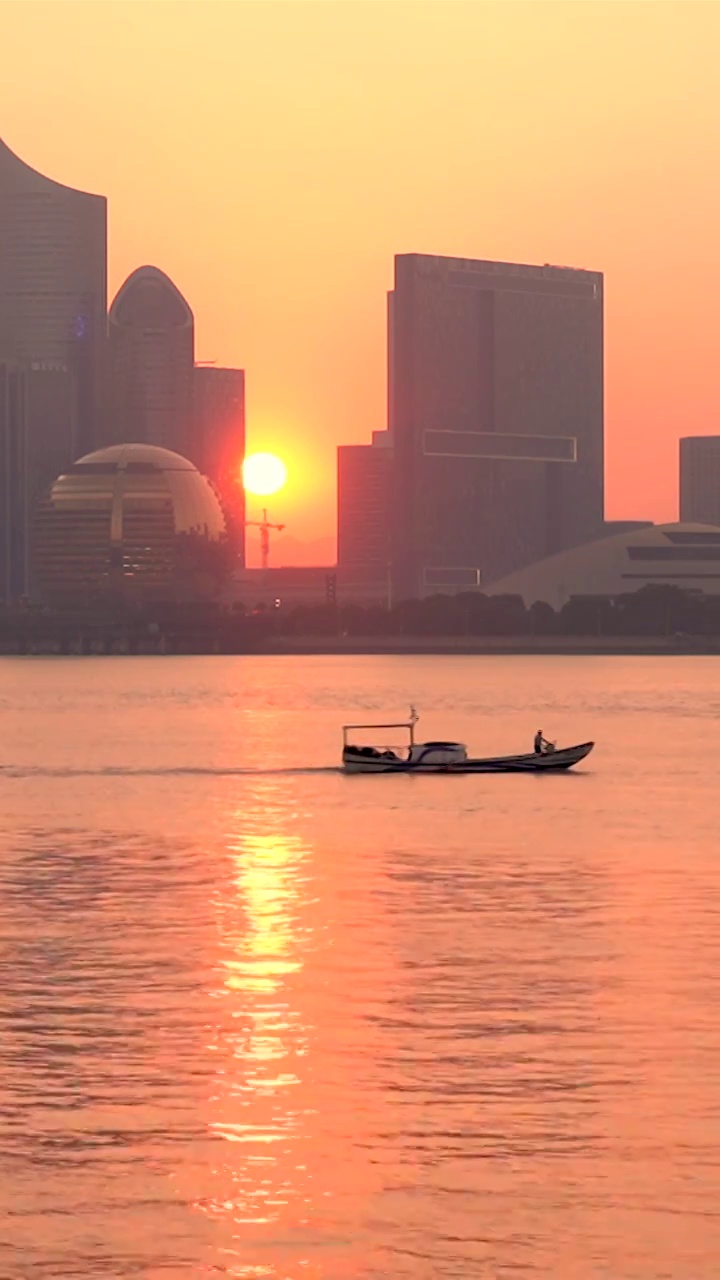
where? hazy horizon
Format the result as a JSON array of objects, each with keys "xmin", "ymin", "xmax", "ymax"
[{"xmin": 2, "ymin": 0, "xmax": 719, "ymax": 563}]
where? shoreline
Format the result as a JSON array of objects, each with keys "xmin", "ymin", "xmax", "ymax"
[
  {"xmin": 262, "ymin": 636, "xmax": 720, "ymax": 656},
  {"xmin": 1, "ymin": 634, "xmax": 718, "ymax": 657}
]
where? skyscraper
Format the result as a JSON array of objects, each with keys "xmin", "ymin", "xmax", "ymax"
[
  {"xmin": 388, "ymin": 254, "xmax": 604, "ymax": 598},
  {"xmin": 0, "ymin": 137, "xmax": 106, "ymax": 601},
  {"xmin": 337, "ymin": 431, "xmax": 392, "ymax": 588},
  {"xmin": 108, "ymin": 266, "xmax": 194, "ymax": 458},
  {"xmin": 1, "ymin": 361, "xmax": 79, "ymax": 601},
  {"xmin": 679, "ymin": 437, "xmax": 720, "ymax": 526},
  {"xmin": 194, "ymin": 366, "xmax": 246, "ymax": 565}
]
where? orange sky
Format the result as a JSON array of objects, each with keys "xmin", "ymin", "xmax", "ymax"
[{"xmin": 2, "ymin": 0, "xmax": 720, "ymax": 565}]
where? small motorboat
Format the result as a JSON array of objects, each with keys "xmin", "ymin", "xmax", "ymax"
[{"xmin": 342, "ymin": 708, "xmax": 594, "ymax": 774}]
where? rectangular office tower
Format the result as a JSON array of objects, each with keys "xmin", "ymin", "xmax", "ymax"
[
  {"xmin": 679, "ymin": 437, "xmax": 720, "ymax": 527},
  {"xmin": 337, "ymin": 431, "xmax": 392, "ymax": 588},
  {"xmin": 194, "ymin": 366, "xmax": 246, "ymax": 565},
  {"xmin": 389, "ymin": 254, "xmax": 604, "ymax": 597}
]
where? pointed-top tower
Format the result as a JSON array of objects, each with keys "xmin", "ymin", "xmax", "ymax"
[{"xmin": 108, "ymin": 265, "xmax": 195, "ymax": 459}]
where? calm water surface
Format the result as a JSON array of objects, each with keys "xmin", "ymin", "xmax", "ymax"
[{"xmin": 2, "ymin": 654, "xmax": 720, "ymax": 1278}]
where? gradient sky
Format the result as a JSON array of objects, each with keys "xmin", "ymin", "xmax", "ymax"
[{"xmin": 2, "ymin": 0, "xmax": 719, "ymax": 564}]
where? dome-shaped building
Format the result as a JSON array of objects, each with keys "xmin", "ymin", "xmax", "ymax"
[{"xmin": 33, "ymin": 444, "xmax": 228, "ymax": 605}]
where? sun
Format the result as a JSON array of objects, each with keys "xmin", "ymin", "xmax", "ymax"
[{"xmin": 242, "ymin": 452, "xmax": 288, "ymax": 497}]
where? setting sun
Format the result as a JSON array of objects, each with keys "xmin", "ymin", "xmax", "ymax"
[{"xmin": 242, "ymin": 452, "xmax": 288, "ymax": 497}]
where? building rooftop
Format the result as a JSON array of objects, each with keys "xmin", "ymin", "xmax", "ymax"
[{"xmin": 72, "ymin": 444, "xmax": 197, "ymax": 472}]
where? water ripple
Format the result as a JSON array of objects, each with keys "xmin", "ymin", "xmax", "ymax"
[{"xmin": 2, "ymin": 655, "xmax": 720, "ymax": 1276}]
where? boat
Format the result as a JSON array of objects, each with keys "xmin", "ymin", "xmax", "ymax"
[{"xmin": 341, "ymin": 708, "xmax": 594, "ymax": 774}]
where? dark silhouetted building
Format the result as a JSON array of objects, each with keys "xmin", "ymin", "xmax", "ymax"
[
  {"xmin": 680, "ymin": 437, "xmax": 720, "ymax": 526},
  {"xmin": 0, "ymin": 137, "xmax": 107, "ymax": 448},
  {"xmin": 389, "ymin": 253, "xmax": 604, "ymax": 597},
  {"xmin": 0, "ymin": 137, "xmax": 107, "ymax": 600},
  {"xmin": 108, "ymin": 266, "xmax": 194, "ymax": 457},
  {"xmin": 33, "ymin": 443, "xmax": 227, "ymax": 606},
  {"xmin": 194, "ymin": 365, "xmax": 245, "ymax": 565},
  {"xmin": 337, "ymin": 431, "xmax": 392, "ymax": 589},
  {"xmin": 1, "ymin": 361, "xmax": 79, "ymax": 602}
]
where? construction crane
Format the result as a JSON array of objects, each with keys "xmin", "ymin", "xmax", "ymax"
[{"xmin": 244, "ymin": 508, "xmax": 285, "ymax": 572}]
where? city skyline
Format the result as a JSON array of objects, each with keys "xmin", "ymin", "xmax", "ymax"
[
  {"xmin": 0, "ymin": 129, "xmax": 252, "ymax": 594},
  {"xmin": 2, "ymin": 0, "xmax": 718, "ymax": 563}
]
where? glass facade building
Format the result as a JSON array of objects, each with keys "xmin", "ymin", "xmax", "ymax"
[
  {"xmin": 0, "ymin": 136, "xmax": 106, "ymax": 454},
  {"xmin": 33, "ymin": 443, "xmax": 227, "ymax": 605},
  {"xmin": 389, "ymin": 254, "xmax": 604, "ymax": 598},
  {"xmin": 0, "ymin": 136, "xmax": 107, "ymax": 602},
  {"xmin": 108, "ymin": 267, "xmax": 194, "ymax": 458}
]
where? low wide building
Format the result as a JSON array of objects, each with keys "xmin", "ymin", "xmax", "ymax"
[{"xmin": 485, "ymin": 522, "xmax": 720, "ymax": 609}]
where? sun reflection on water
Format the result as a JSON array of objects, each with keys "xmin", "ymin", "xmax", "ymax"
[
  {"xmin": 198, "ymin": 794, "xmax": 328, "ymax": 1275},
  {"xmin": 212, "ymin": 831, "xmax": 310, "ymax": 1163}
]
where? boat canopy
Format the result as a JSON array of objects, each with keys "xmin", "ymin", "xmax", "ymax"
[{"xmin": 342, "ymin": 708, "xmax": 418, "ymax": 747}]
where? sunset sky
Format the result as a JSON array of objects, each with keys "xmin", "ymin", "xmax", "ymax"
[{"xmin": 2, "ymin": 0, "xmax": 719, "ymax": 564}]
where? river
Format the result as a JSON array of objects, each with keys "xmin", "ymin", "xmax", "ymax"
[{"xmin": 2, "ymin": 654, "xmax": 720, "ymax": 1278}]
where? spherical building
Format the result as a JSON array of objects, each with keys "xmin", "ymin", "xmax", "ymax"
[
  {"xmin": 485, "ymin": 522, "xmax": 720, "ymax": 609},
  {"xmin": 33, "ymin": 444, "xmax": 228, "ymax": 606}
]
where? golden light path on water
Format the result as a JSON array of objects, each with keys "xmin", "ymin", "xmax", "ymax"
[{"xmin": 194, "ymin": 776, "xmax": 378, "ymax": 1279}]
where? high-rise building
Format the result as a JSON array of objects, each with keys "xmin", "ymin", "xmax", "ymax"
[
  {"xmin": 193, "ymin": 366, "xmax": 245, "ymax": 565},
  {"xmin": 0, "ymin": 137, "xmax": 107, "ymax": 600},
  {"xmin": 388, "ymin": 254, "xmax": 604, "ymax": 598},
  {"xmin": 337, "ymin": 431, "xmax": 392, "ymax": 588},
  {"xmin": 108, "ymin": 266, "xmax": 194, "ymax": 457},
  {"xmin": 0, "ymin": 137, "xmax": 107, "ymax": 452},
  {"xmin": 1, "ymin": 361, "xmax": 79, "ymax": 601},
  {"xmin": 680, "ymin": 437, "xmax": 720, "ymax": 526}
]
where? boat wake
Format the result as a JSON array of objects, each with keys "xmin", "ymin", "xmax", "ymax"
[{"xmin": 0, "ymin": 765, "xmax": 341, "ymax": 779}]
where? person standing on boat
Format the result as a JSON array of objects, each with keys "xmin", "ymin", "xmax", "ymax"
[{"xmin": 534, "ymin": 729, "xmax": 551, "ymax": 755}]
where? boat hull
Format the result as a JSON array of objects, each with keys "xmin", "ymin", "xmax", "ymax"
[{"xmin": 342, "ymin": 742, "xmax": 594, "ymax": 774}]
